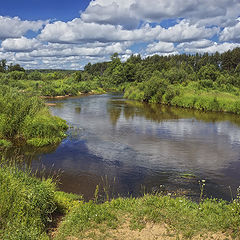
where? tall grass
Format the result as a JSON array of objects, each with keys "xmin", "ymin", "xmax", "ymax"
[
  {"xmin": 0, "ymin": 86, "xmax": 68, "ymax": 147},
  {"xmin": 0, "ymin": 162, "xmax": 56, "ymax": 240}
]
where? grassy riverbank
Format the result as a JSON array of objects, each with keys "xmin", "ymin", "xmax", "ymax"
[
  {"xmin": 124, "ymin": 81, "xmax": 240, "ymax": 114},
  {"xmin": 0, "ymin": 86, "xmax": 68, "ymax": 148},
  {"xmin": 1, "ymin": 162, "xmax": 240, "ymax": 240}
]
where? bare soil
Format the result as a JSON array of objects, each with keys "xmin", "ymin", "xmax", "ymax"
[{"xmin": 66, "ymin": 218, "xmax": 234, "ymax": 240}]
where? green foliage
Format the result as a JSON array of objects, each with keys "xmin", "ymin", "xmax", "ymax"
[
  {"xmin": 0, "ymin": 139, "xmax": 12, "ymax": 148},
  {"xmin": 7, "ymin": 71, "xmax": 26, "ymax": 80},
  {"xmin": 54, "ymin": 191, "xmax": 83, "ymax": 214},
  {"xmin": 72, "ymin": 71, "xmax": 82, "ymax": 82},
  {"xmin": 0, "ymin": 59, "xmax": 7, "ymax": 72},
  {"xmin": 124, "ymin": 86, "xmax": 145, "ymax": 101},
  {"xmin": 28, "ymin": 70, "xmax": 42, "ymax": 80},
  {"xmin": 198, "ymin": 64, "xmax": 219, "ymax": 81},
  {"xmin": 8, "ymin": 63, "xmax": 25, "ymax": 72},
  {"xmin": 0, "ymin": 163, "xmax": 56, "ymax": 240},
  {"xmin": 0, "ymin": 87, "xmax": 68, "ymax": 146},
  {"xmin": 162, "ymin": 85, "xmax": 180, "ymax": 103}
]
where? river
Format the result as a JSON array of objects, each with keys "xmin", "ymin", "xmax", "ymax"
[{"xmin": 22, "ymin": 94, "xmax": 240, "ymax": 200}]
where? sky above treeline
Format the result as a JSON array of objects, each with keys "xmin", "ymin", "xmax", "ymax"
[{"xmin": 0, "ymin": 0, "xmax": 240, "ymax": 69}]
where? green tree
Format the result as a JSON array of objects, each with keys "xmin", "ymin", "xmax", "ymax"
[
  {"xmin": 28, "ymin": 71, "xmax": 42, "ymax": 80},
  {"xmin": 73, "ymin": 71, "xmax": 82, "ymax": 82},
  {"xmin": 8, "ymin": 63, "xmax": 25, "ymax": 72},
  {"xmin": 0, "ymin": 59, "xmax": 7, "ymax": 73},
  {"xmin": 198, "ymin": 64, "xmax": 219, "ymax": 81}
]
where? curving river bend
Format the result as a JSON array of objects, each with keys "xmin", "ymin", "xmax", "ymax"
[{"xmin": 28, "ymin": 94, "xmax": 240, "ymax": 200}]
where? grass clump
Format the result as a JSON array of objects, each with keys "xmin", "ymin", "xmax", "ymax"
[
  {"xmin": 0, "ymin": 139, "xmax": 12, "ymax": 149},
  {"xmin": 0, "ymin": 163, "xmax": 57, "ymax": 240},
  {"xmin": 0, "ymin": 86, "xmax": 68, "ymax": 147},
  {"xmin": 54, "ymin": 191, "xmax": 83, "ymax": 214}
]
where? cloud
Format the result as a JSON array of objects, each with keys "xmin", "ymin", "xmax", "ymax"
[
  {"xmin": 0, "ymin": 51, "xmax": 15, "ymax": 61},
  {"xmin": 1, "ymin": 37, "xmax": 41, "ymax": 52},
  {"xmin": 134, "ymin": 0, "xmax": 239, "ymax": 27},
  {"xmin": 219, "ymin": 21, "xmax": 240, "ymax": 42},
  {"xmin": 8, "ymin": 40, "xmax": 132, "ymax": 69},
  {"xmin": 178, "ymin": 41, "xmax": 240, "ymax": 54},
  {"xmin": 81, "ymin": 0, "xmax": 138, "ymax": 29},
  {"xmin": 146, "ymin": 42, "xmax": 175, "ymax": 54},
  {"xmin": 39, "ymin": 18, "xmax": 217, "ymax": 46},
  {"xmin": 0, "ymin": 16, "xmax": 46, "ymax": 40},
  {"xmin": 131, "ymin": 0, "xmax": 196, "ymax": 22},
  {"xmin": 29, "ymin": 42, "xmax": 131, "ymax": 58},
  {"xmin": 80, "ymin": 0, "xmax": 240, "ymax": 28},
  {"xmin": 39, "ymin": 19, "xmax": 164, "ymax": 43},
  {"xmin": 177, "ymin": 40, "xmax": 213, "ymax": 50},
  {"xmin": 157, "ymin": 20, "xmax": 219, "ymax": 43}
]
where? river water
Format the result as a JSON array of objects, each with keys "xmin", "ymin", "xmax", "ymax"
[{"xmin": 23, "ymin": 94, "xmax": 240, "ymax": 200}]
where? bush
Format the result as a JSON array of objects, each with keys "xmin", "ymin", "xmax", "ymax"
[
  {"xmin": 7, "ymin": 71, "xmax": 26, "ymax": 80},
  {"xmin": 162, "ymin": 86, "xmax": 180, "ymax": 103},
  {"xmin": 28, "ymin": 71, "xmax": 42, "ymax": 81}
]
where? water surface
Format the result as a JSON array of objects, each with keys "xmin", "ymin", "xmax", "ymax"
[{"xmin": 25, "ymin": 94, "xmax": 240, "ymax": 200}]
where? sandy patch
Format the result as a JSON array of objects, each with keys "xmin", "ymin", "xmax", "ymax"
[{"xmin": 73, "ymin": 218, "xmax": 233, "ymax": 240}]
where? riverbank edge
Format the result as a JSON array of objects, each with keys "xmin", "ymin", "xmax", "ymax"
[
  {"xmin": 41, "ymin": 86, "xmax": 240, "ymax": 116},
  {"xmin": 40, "ymin": 88, "xmax": 107, "ymax": 100},
  {"xmin": 1, "ymin": 163, "xmax": 239, "ymax": 240}
]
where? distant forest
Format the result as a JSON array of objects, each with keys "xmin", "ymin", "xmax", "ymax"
[{"xmin": 1, "ymin": 47, "xmax": 240, "ymax": 113}]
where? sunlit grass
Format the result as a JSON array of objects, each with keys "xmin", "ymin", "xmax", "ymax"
[
  {"xmin": 0, "ymin": 162, "xmax": 56, "ymax": 240},
  {"xmin": 0, "ymin": 86, "xmax": 68, "ymax": 147},
  {"xmin": 55, "ymin": 194, "xmax": 240, "ymax": 239}
]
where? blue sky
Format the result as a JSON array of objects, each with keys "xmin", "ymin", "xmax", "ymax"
[
  {"xmin": 0, "ymin": 0, "xmax": 240, "ymax": 69},
  {"xmin": 0, "ymin": 0, "xmax": 90, "ymax": 21}
]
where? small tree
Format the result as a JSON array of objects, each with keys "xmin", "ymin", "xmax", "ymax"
[{"xmin": 0, "ymin": 59, "xmax": 7, "ymax": 73}]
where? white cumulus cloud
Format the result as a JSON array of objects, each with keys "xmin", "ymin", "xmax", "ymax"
[
  {"xmin": 219, "ymin": 21, "xmax": 240, "ymax": 42},
  {"xmin": 81, "ymin": 0, "xmax": 138, "ymax": 29},
  {"xmin": 38, "ymin": 19, "xmax": 163, "ymax": 43},
  {"xmin": 178, "ymin": 41, "xmax": 240, "ymax": 54},
  {"xmin": 146, "ymin": 42, "xmax": 175, "ymax": 54},
  {"xmin": 0, "ymin": 16, "xmax": 47, "ymax": 40},
  {"xmin": 1, "ymin": 37, "xmax": 41, "ymax": 52},
  {"xmin": 157, "ymin": 20, "xmax": 219, "ymax": 43},
  {"xmin": 81, "ymin": 0, "xmax": 240, "ymax": 28}
]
